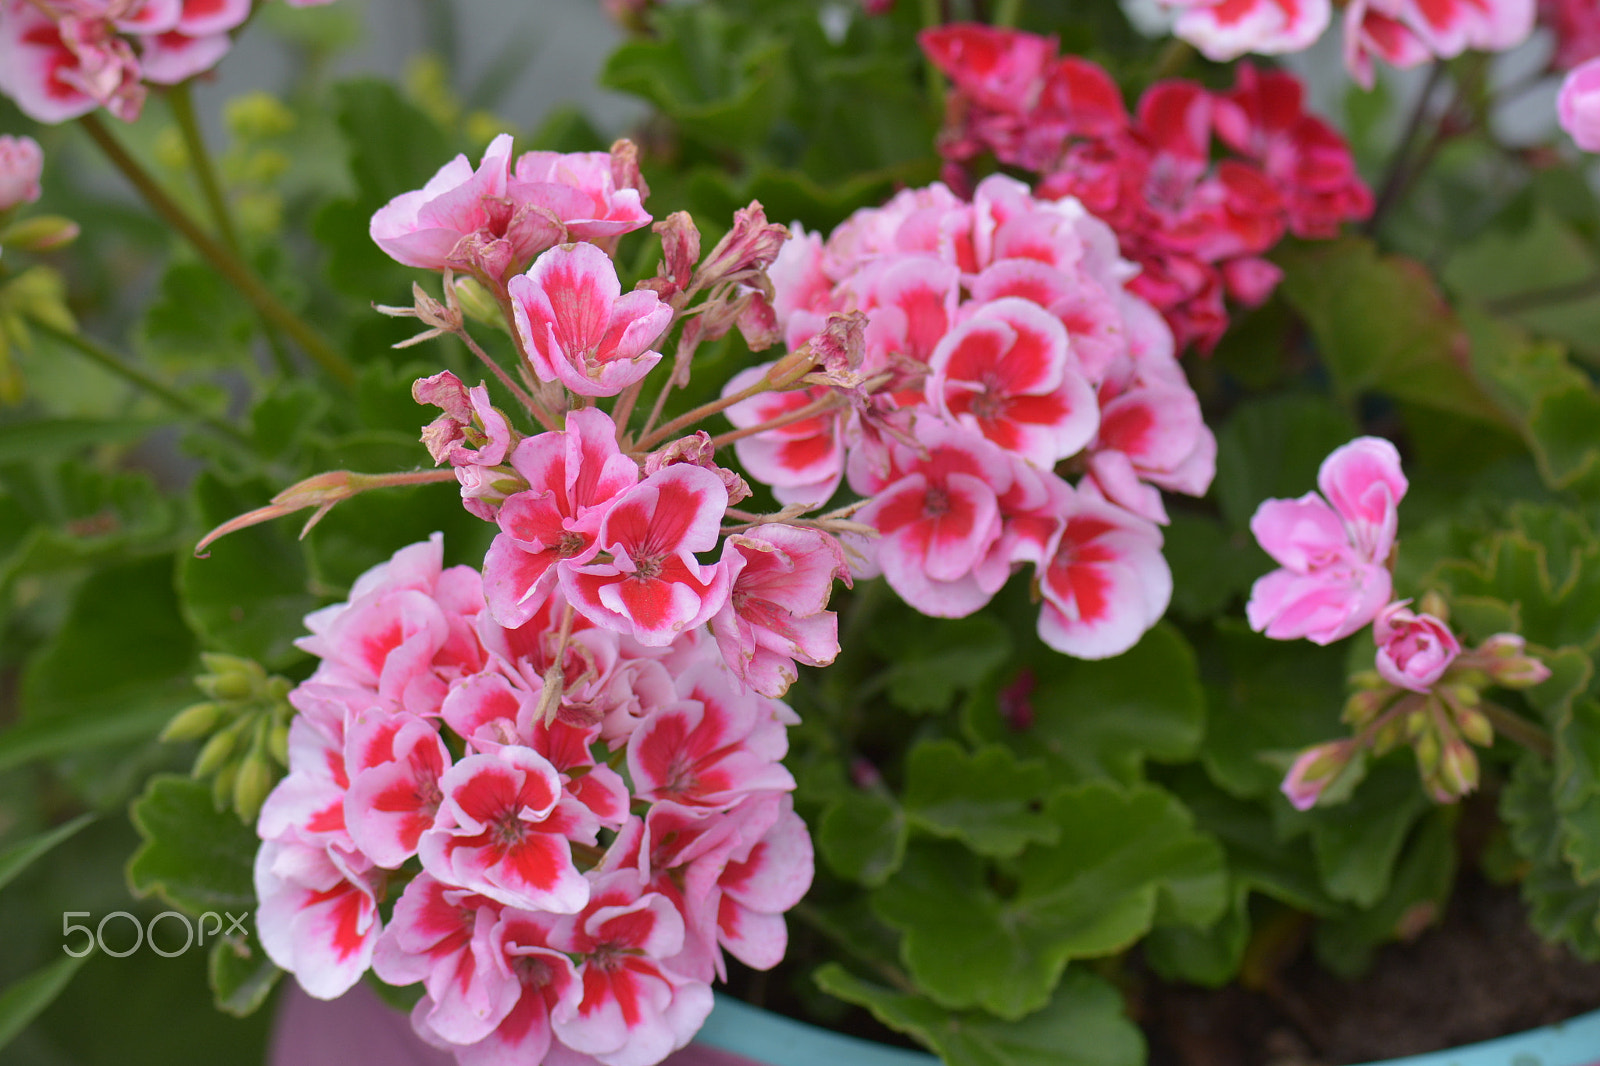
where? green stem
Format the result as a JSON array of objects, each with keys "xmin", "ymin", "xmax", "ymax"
[
  {"xmin": 992, "ymin": 0, "xmax": 1022, "ymax": 27},
  {"xmin": 1364, "ymin": 61, "xmax": 1445, "ymax": 236},
  {"xmin": 919, "ymin": 0, "xmax": 947, "ymax": 103},
  {"xmin": 1482, "ymin": 272, "xmax": 1600, "ymax": 316},
  {"xmin": 1150, "ymin": 37, "xmax": 1195, "ymax": 81},
  {"xmin": 29, "ymin": 318, "xmax": 253, "ymax": 450},
  {"xmin": 167, "ymin": 84, "xmax": 296, "ymax": 379},
  {"xmin": 1480, "ymin": 699, "xmax": 1554, "ymax": 760},
  {"xmin": 79, "ymin": 113, "xmax": 358, "ymax": 390}
]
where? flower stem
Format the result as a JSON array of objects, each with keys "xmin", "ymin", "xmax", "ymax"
[
  {"xmin": 166, "ymin": 83, "xmax": 296, "ymax": 380},
  {"xmin": 708, "ymin": 394, "xmax": 841, "ymax": 450},
  {"xmin": 1365, "ymin": 61, "xmax": 1445, "ymax": 235},
  {"xmin": 453, "ymin": 324, "xmax": 553, "ymax": 431},
  {"xmin": 28, "ymin": 317, "xmax": 254, "ymax": 450},
  {"xmin": 1479, "ymin": 699, "xmax": 1554, "ymax": 759},
  {"xmin": 637, "ymin": 375, "xmax": 775, "ymax": 452},
  {"xmin": 992, "ymin": 0, "xmax": 1022, "ymax": 27},
  {"xmin": 79, "ymin": 113, "xmax": 358, "ymax": 389}
]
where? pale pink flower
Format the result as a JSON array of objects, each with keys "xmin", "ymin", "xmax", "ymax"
[
  {"xmin": 509, "ymin": 242, "xmax": 671, "ymax": 397},
  {"xmin": 510, "ymin": 148, "xmax": 652, "ymax": 245},
  {"xmin": 0, "ymin": 2, "xmax": 145, "ymax": 122},
  {"xmin": 1247, "ymin": 436, "xmax": 1406, "ymax": 645},
  {"xmin": 0, "ymin": 135, "xmax": 43, "ymax": 212},
  {"xmin": 1373, "ymin": 601, "xmax": 1461, "ymax": 692},
  {"xmin": 853, "ymin": 420, "xmax": 1016, "ymax": 618},
  {"xmin": 482, "ymin": 408, "xmax": 639, "ymax": 628},
  {"xmin": 1560, "ymin": 58, "xmax": 1600, "ymax": 151}
]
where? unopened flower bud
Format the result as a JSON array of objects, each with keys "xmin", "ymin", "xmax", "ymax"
[
  {"xmin": 765, "ymin": 345, "xmax": 820, "ymax": 390},
  {"xmin": 0, "ymin": 136, "xmax": 43, "ymax": 212},
  {"xmin": 233, "ymin": 748, "xmax": 276, "ymax": 823},
  {"xmin": 161, "ymin": 701, "xmax": 227, "ymax": 743},
  {"xmin": 0, "ymin": 216, "xmax": 79, "ymax": 252},
  {"xmin": 212, "ymin": 761, "xmax": 238, "ymax": 812},
  {"xmin": 697, "ymin": 201, "xmax": 789, "ymax": 289},
  {"xmin": 1477, "ymin": 633, "xmax": 1553, "ymax": 688},
  {"xmin": 1343, "ymin": 687, "xmax": 1389, "ymax": 727},
  {"xmin": 1433, "ymin": 737, "xmax": 1480, "ymax": 801},
  {"xmin": 193, "ymin": 718, "xmax": 248, "ymax": 778},
  {"xmin": 452, "ymin": 275, "xmax": 505, "ymax": 330},
  {"xmin": 736, "ymin": 291, "xmax": 782, "ymax": 351},
  {"xmin": 609, "ymin": 138, "xmax": 650, "ymax": 200},
  {"xmin": 1413, "ymin": 727, "xmax": 1441, "ymax": 777},
  {"xmin": 1282, "ymin": 739, "xmax": 1357, "ymax": 811},
  {"xmin": 1455, "ymin": 705, "xmax": 1494, "ymax": 748},
  {"xmin": 196, "ymin": 653, "xmax": 266, "ymax": 701}
]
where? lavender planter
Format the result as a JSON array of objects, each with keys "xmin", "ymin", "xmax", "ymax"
[{"xmin": 269, "ymin": 981, "xmax": 1600, "ymax": 1066}]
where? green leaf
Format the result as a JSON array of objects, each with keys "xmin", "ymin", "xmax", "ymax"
[
  {"xmin": 601, "ymin": 6, "xmax": 793, "ymax": 152},
  {"xmin": 1314, "ymin": 807, "xmax": 1458, "ymax": 977},
  {"xmin": 815, "ymin": 964, "xmax": 1144, "ymax": 1066},
  {"xmin": 1212, "ymin": 393, "xmax": 1358, "ymax": 532},
  {"xmin": 818, "ymin": 788, "xmax": 908, "ymax": 887},
  {"xmin": 1199, "ymin": 619, "xmax": 1348, "ymax": 799},
  {"xmin": 1466, "ymin": 312, "xmax": 1600, "ymax": 495},
  {"xmin": 1142, "ymin": 884, "xmax": 1250, "ymax": 988},
  {"xmin": 962, "ymin": 624, "xmax": 1205, "ymax": 787},
  {"xmin": 127, "ymin": 774, "xmax": 258, "ymax": 915},
  {"xmin": 178, "ymin": 473, "xmax": 317, "ymax": 670},
  {"xmin": 0, "ymin": 952, "xmax": 91, "ymax": 1054},
  {"xmin": 1294, "ymin": 759, "xmax": 1429, "ymax": 908},
  {"xmin": 1431, "ymin": 504, "xmax": 1600, "ymax": 654},
  {"xmin": 873, "ymin": 784, "xmax": 1224, "ymax": 1019},
  {"xmin": 8, "ymin": 555, "xmax": 196, "ymax": 769},
  {"xmin": 0, "ymin": 814, "xmax": 95, "ymax": 894},
  {"xmin": 1164, "ymin": 513, "xmax": 1261, "ymax": 622},
  {"xmin": 208, "ymin": 919, "xmax": 280, "ymax": 1017},
  {"xmin": 1278, "ymin": 237, "xmax": 1512, "ymax": 428},
  {"xmin": 137, "ymin": 259, "xmax": 255, "ymax": 366},
  {"xmin": 875, "ymin": 614, "xmax": 1012, "ymax": 716},
  {"xmin": 1505, "ymin": 753, "xmax": 1600, "ymax": 959},
  {"xmin": 902, "ymin": 741, "xmax": 1057, "ymax": 859}
]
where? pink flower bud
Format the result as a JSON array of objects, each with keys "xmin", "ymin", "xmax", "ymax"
[
  {"xmin": 1476, "ymin": 633, "xmax": 1553, "ymax": 688},
  {"xmin": 0, "ymin": 136, "xmax": 43, "ymax": 212},
  {"xmin": 1373, "ymin": 601, "xmax": 1461, "ymax": 692},
  {"xmin": 698, "ymin": 201, "xmax": 790, "ymax": 289},
  {"xmin": 1281, "ymin": 739, "xmax": 1357, "ymax": 811}
]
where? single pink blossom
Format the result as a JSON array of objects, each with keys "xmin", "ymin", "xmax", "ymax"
[
  {"xmin": 1160, "ymin": 0, "xmax": 1331, "ymax": 60},
  {"xmin": 1373, "ymin": 601, "xmax": 1461, "ymax": 692},
  {"xmin": 712, "ymin": 525, "xmax": 847, "ymax": 697},
  {"xmin": 509, "ymin": 242, "xmax": 671, "ymax": 397}
]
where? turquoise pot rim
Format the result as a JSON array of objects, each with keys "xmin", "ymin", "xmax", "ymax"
[{"xmin": 696, "ymin": 993, "xmax": 1600, "ymax": 1066}]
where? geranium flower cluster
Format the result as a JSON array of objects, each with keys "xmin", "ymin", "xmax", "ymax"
[
  {"xmin": 725, "ymin": 173, "xmax": 1210, "ymax": 660},
  {"xmin": 255, "ymin": 533, "xmax": 818, "ymax": 1066},
  {"xmin": 1246, "ymin": 438, "xmax": 1550, "ymax": 807},
  {"xmin": 920, "ymin": 25, "xmax": 1372, "ymax": 352},
  {"xmin": 0, "ymin": 0, "xmax": 331, "ymax": 124},
  {"xmin": 1146, "ymin": 0, "xmax": 1534, "ymax": 87},
  {"xmin": 248, "ymin": 133, "xmax": 861, "ymax": 1066}
]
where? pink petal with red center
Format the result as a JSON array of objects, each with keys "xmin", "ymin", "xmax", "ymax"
[
  {"xmin": 255, "ymin": 840, "xmax": 381, "ymax": 1000},
  {"xmin": 440, "ymin": 911, "xmax": 578, "ymax": 1066},
  {"xmin": 345, "ymin": 716, "xmax": 452, "ymax": 867},
  {"xmin": 1036, "ymin": 498, "xmax": 1170, "ymax": 659},
  {"xmin": 258, "ymin": 716, "xmax": 350, "ymax": 845},
  {"xmin": 628, "ymin": 698, "xmax": 796, "ymax": 810},
  {"xmin": 1169, "ymin": 0, "xmax": 1331, "ymax": 60},
  {"xmin": 420, "ymin": 748, "xmax": 591, "ymax": 913}
]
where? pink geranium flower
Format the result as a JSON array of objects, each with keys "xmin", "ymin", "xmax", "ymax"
[
  {"xmin": 712, "ymin": 524, "xmax": 848, "ymax": 697},
  {"xmin": 1160, "ymin": 0, "xmax": 1331, "ymax": 60},
  {"xmin": 1035, "ymin": 490, "xmax": 1171, "ymax": 659},
  {"xmin": 1560, "ymin": 58, "xmax": 1600, "ymax": 152},
  {"xmin": 509, "ymin": 242, "xmax": 672, "ymax": 398},
  {"xmin": 560, "ymin": 464, "xmax": 731, "ymax": 646},
  {"xmin": 418, "ymin": 746, "xmax": 594, "ymax": 914},
  {"xmin": 1374, "ymin": 601, "xmax": 1461, "ymax": 692},
  {"xmin": 0, "ymin": 135, "xmax": 43, "ymax": 212},
  {"xmin": 1246, "ymin": 436, "xmax": 1407, "ymax": 645}
]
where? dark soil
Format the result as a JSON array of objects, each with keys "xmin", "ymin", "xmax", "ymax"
[{"xmin": 1141, "ymin": 872, "xmax": 1600, "ymax": 1066}]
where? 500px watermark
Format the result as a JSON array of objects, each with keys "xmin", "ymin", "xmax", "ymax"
[{"xmin": 61, "ymin": 911, "xmax": 249, "ymax": 957}]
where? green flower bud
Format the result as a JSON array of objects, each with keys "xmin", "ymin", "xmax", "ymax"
[
  {"xmin": 232, "ymin": 752, "xmax": 276, "ymax": 823},
  {"xmin": 160, "ymin": 701, "xmax": 227, "ymax": 743}
]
